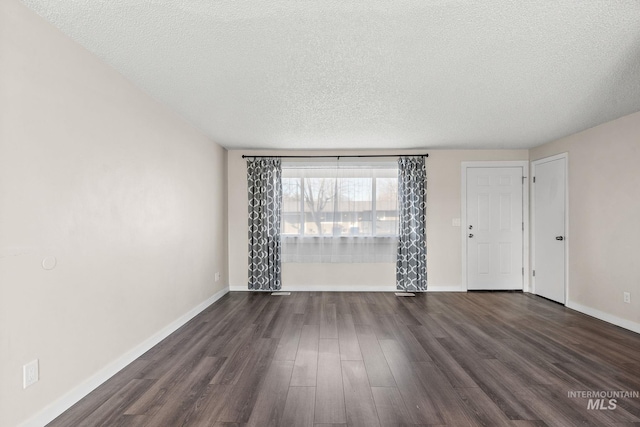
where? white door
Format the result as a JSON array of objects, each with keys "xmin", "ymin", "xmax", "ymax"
[
  {"xmin": 533, "ymin": 156, "xmax": 566, "ymax": 304},
  {"xmin": 467, "ymin": 167, "xmax": 524, "ymax": 290}
]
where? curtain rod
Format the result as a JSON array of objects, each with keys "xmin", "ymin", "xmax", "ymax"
[{"xmin": 241, "ymin": 154, "xmax": 428, "ymax": 159}]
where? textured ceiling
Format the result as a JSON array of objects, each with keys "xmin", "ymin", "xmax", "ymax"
[{"xmin": 19, "ymin": 0, "xmax": 640, "ymax": 150}]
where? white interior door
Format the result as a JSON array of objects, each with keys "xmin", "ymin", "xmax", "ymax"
[
  {"xmin": 533, "ymin": 156, "xmax": 566, "ymax": 304},
  {"xmin": 466, "ymin": 167, "xmax": 524, "ymax": 290}
]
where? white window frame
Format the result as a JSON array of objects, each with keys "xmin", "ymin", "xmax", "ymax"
[{"xmin": 281, "ymin": 162, "xmax": 398, "ymax": 239}]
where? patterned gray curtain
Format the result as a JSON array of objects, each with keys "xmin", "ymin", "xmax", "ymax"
[
  {"xmin": 247, "ymin": 158, "xmax": 282, "ymax": 290},
  {"xmin": 396, "ymin": 157, "xmax": 427, "ymax": 291}
]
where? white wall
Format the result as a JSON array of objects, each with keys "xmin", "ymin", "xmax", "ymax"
[
  {"xmin": 228, "ymin": 149, "xmax": 528, "ymax": 291},
  {"xmin": 0, "ymin": 2, "xmax": 228, "ymax": 426},
  {"xmin": 530, "ymin": 111, "xmax": 640, "ymax": 330}
]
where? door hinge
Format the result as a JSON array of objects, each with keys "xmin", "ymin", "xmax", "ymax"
[
  {"xmin": 522, "ymin": 222, "xmax": 524, "ymax": 231},
  {"xmin": 522, "ymin": 267, "xmax": 524, "ymax": 275},
  {"xmin": 533, "ymin": 176, "xmax": 536, "ymax": 183},
  {"xmin": 533, "ymin": 270, "xmax": 536, "ymax": 277}
]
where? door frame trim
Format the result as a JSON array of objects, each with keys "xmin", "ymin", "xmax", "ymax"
[
  {"xmin": 461, "ymin": 161, "xmax": 530, "ymax": 292},
  {"xmin": 531, "ymin": 153, "xmax": 569, "ymax": 304}
]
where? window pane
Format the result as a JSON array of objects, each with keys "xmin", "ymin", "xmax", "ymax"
[
  {"xmin": 303, "ymin": 177, "xmax": 336, "ymax": 236},
  {"xmin": 376, "ymin": 177, "xmax": 398, "ymax": 235},
  {"xmin": 282, "ymin": 177, "xmax": 302, "ymax": 235},
  {"xmin": 336, "ymin": 177, "xmax": 372, "ymax": 236}
]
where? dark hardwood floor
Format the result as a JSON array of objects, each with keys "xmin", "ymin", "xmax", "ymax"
[{"xmin": 48, "ymin": 292, "xmax": 640, "ymax": 426}]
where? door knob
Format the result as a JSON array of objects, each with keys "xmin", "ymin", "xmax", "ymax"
[
  {"xmin": 469, "ymin": 234, "xmax": 474, "ymax": 238},
  {"xmin": 555, "ymin": 236, "xmax": 564, "ymax": 241}
]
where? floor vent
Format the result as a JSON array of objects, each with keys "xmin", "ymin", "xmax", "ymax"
[
  {"xmin": 271, "ymin": 292, "xmax": 291, "ymax": 296},
  {"xmin": 395, "ymin": 292, "xmax": 416, "ymax": 297}
]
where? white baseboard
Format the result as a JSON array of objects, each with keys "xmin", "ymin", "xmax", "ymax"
[
  {"xmin": 20, "ymin": 286, "xmax": 230, "ymax": 427},
  {"xmin": 285, "ymin": 285, "xmax": 394, "ymax": 292},
  {"xmin": 230, "ymin": 284, "xmax": 393, "ymax": 292},
  {"xmin": 229, "ymin": 284, "xmax": 466, "ymax": 292},
  {"xmin": 566, "ymin": 300, "xmax": 640, "ymax": 335},
  {"xmin": 426, "ymin": 285, "xmax": 466, "ymax": 292}
]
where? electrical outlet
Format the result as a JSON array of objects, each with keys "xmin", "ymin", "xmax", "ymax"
[
  {"xmin": 215, "ymin": 272, "xmax": 220, "ymax": 282},
  {"xmin": 23, "ymin": 359, "xmax": 39, "ymax": 389},
  {"xmin": 623, "ymin": 292, "xmax": 631, "ymax": 304}
]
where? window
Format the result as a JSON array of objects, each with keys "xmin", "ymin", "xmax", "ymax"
[{"xmin": 281, "ymin": 161, "xmax": 398, "ymax": 263}]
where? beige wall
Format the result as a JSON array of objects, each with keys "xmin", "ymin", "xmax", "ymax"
[
  {"xmin": 0, "ymin": 2, "xmax": 228, "ymax": 426},
  {"xmin": 530, "ymin": 111, "xmax": 640, "ymax": 327},
  {"xmin": 228, "ymin": 149, "xmax": 528, "ymax": 291}
]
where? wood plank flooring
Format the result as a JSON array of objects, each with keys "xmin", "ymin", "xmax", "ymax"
[{"xmin": 48, "ymin": 292, "xmax": 640, "ymax": 427}]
